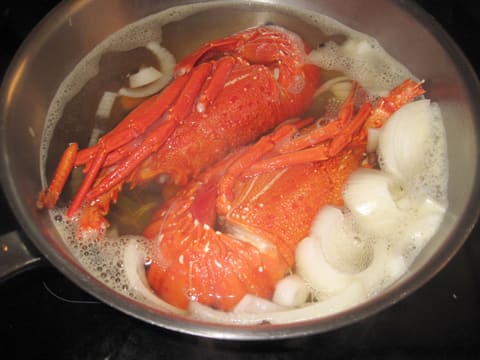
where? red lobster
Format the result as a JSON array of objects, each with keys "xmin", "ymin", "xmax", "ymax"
[
  {"xmin": 143, "ymin": 79, "xmax": 426, "ymax": 311},
  {"xmin": 37, "ymin": 26, "xmax": 321, "ymax": 232}
]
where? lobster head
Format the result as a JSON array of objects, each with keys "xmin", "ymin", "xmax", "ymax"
[{"xmin": 175, "ymin": 25, "xmax": 316, "ymax": 95}]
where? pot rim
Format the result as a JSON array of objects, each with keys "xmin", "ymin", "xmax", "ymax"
[{"xmin": 1, "ymin": 0, "xmax": 480, "ymax": 340}]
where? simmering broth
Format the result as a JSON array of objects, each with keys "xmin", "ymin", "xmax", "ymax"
[{"xmin": 40, "ymin": 1, "xmax": 448, "ymax": 323}]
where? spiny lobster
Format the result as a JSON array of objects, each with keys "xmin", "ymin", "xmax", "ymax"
[
  {"xmin": 37, "ymin": 26, "xmax": 321, "ymax": 232},
  {"xmin": 143, "ymin": 79, "xmax": 426, "ymax": 311}
]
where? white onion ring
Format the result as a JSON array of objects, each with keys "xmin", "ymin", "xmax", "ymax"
[
  {"xmin": 128, "ymin": 66, "xmax": 163, "ymax": 88},
  {"xmin": 118, "ymin": 42, "xmax": 176, "ymax": 98},
  {"xmin": 272, "ymin": 274, "xmax": 310, "ymax": 307},
  {"xmin": 123, "ymin": 238, "xmax": 185, "ymax": 315},
  {"xmin": 188, "ymin": 282, "xmax": 366, "ymax": 325},
  {"xmin": 313, "ymin": 76, "xmax": 350, "ymax": 99},
  {"xmin": 378, "ymin": 99, "xmax": 434, "ymax": 181},
  {"xmin": 233, "ymin": 294, "xmax": 287, "ymax": 314},
  {"xmin": 95, "ymin": 91, "xmax": 117, "ymax": 119}
]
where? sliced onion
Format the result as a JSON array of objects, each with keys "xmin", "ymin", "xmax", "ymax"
[
  {"xmin": 123, "ymin": 239, "xmax": 185, "ymax": 315},
  {"xmin": 128, "ymin": 66, "xmax": 163, "ymax": 88},
  {"xmin": 295, "ymin": 236, "xmax": 353, "ymax": 297},
  {"xmin": 311, "ymin": 206, "xmax": 373, "ymax": 274},
  {"xmin": 95, "ymin": 91, "xmax": 117, "ymax": 119},
  {"xmin": 233, "ymin": 294, "xmax": 287, "ymax": 314},
  {"xmin": 343, "ymin": 168, "xmax": 405, "ymax": 235},
  {"xmin": 356, "ymin": 243, "xmax": 403, "ymax": 292},
  {"xmin": 301, "ymin": 204, "xmax": 408, "ymax": 293},
  {"xmin": 188, "ymin": 302, "xmax": 262, "ymax": 325},
  {"xmin": 330, "ymin": 80, "xmax": 353, "ymax": 101},
  {"xmin": 188, "ymin": 281, "xmax": 366, "ymax": 325},
  {"xmin": 407, "ymin": 197, "xmax": 446, "ymax": 247},
  {"xmin": 307, "ymin": 40, "xmax": 409, "ymax": 97},
  {"xmin": 314, "ymin": 76, "xmax": 350, "ymax": 99},
  {"xmin": 272, "ymin": 274, "xmax": 310, "ymax": 307},
  {"xmin": 336, "ymin": 202, "xmax": 441, "ymax": 293},
  {"xmin": 118, "ymin": 42, "xmax": 175, "ymax": 98},
  {"xmin": 391, "ymin": 196, "xmax": 446, "ymax": 263},
  {"xmin": 378, "ymin": 99, "xmax": 434, "ymax": 181}
]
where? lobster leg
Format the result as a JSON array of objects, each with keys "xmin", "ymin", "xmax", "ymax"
[
  {"xmin": 196, "ymin": 57, "xmax": 236, "ymax": 112},
  {"xmin": 242, "ymin": 102, "xmax": 372, "ymax": 177},
  {"xmin": 216, "ymin": 118, "xmax": 315, "ymax": 214},
  {"xmin": 78, "ymin": 181, "xmax": 123, "ymax": 232},
  {"xmin": 37, "ymin": 143, "xmax": 78, "ymax": 209},
  {"xmin": 87, "ymin": 52, "xmax": 232, "ymax": 173},
  {"xmin": 175, "ymin": 38, "xmax": 241, "ymax": 76},
  {"xmin": 67, "ymin": 145, "xmax": 108, "ymax": 218},
  {"xmin": 327, "ymin": 102, "xmax": 373, "ymax": 156},
  {"xmin": 360, "ymin": 79, "xmax": 426, "ymax": 135},
  {"xmin": 237, "ymin": 79, "xmax": 425, "ymax": 178},
  {"xmin": 39, "ymin": 73, "xmax": 191, "ymax": 214},
  {"xmin": 278, "ymin": 82, "xmax": 358, "ymax": 153},
  {"xmin": 75, "ymin": 74, "xmax": 190, "ymax": 168},
  {"xmin": 76, "ymin": 63, "xmax": 230, "ymax": 175},
  {"xmin": 67, "ymin": 62, "xmax": 215, "ymax": 217},
  {"xmin": 216, "ymin": 83, "xmax": 362, "ymax": 181}
]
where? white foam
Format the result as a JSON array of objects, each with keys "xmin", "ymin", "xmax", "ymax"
[{"xmin": 50, "ymin": 207, "xmax": 154, "ymax": 301}]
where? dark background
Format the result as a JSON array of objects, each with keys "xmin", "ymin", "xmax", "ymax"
[{"xmin": 1, "ymin": 1, "xmax": 479, "ymax": 359}]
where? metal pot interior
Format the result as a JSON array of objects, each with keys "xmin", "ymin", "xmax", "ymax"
[{"xmin": 1, "ymin": 0, "xmax": 479, "ymax": 339}]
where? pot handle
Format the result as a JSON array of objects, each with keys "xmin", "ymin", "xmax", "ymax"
[{"xmin": 0, "ymin": 230, "xmax": 45, "ymax": 281}]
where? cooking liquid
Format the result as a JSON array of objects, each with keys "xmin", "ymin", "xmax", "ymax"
[{"xmin": 40, "ymin": 2, "xmax": 448, "ymax": 319}]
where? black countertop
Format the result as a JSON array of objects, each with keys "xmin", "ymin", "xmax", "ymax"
[{"xmin": 1, "ymin": 1, "xmax": 479, "ymax": 358}]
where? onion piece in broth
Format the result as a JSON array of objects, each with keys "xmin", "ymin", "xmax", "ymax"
[
  {"xmin": 123, "ymin": 239, "xmax": 186, "ymax": 315},
  {"xmin": 377, "ymin": 99, "xmax": 435, "ymax": 182},
  {"xmin": 118, "ymin": 42, "xmax": 176, "ymax": 98},
  {"xmin": 188, "ymin": 282, "xmax": 366, "ymax": 325}
]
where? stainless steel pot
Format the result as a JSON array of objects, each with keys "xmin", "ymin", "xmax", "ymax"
[{"xmin": 1, "ymin": 0, "xmax": 479, "ymax": 340}]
